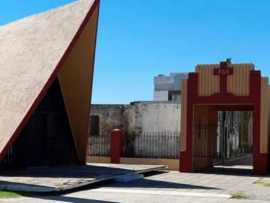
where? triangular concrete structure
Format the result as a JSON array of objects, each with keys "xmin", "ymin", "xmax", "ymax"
[{"xmin": 0, "ymin": 0, "xmax": 99, "ymax": 166}]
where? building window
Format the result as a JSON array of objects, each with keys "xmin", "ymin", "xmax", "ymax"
[
  {"xmin": 168, "ymin": 91, "xmax": 173, "ymax": 101},
  {"xmin": 90, "ymin": 115, "xmax": 100, "ymax": 136}
]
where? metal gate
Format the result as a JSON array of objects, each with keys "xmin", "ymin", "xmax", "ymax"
[
  {"xmin": 192, "ymin": 106, "xmax": 253, "ymax": 172},
  {"xmin": 215, "ymin": 111, "xmax": 253, "ymax": 168},
  {"xmin": 192, "ymin": 106, "xmax": 217, "ymax": 171}
]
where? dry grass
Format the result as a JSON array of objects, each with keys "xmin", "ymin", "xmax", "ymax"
[
  {"xmin": 254, "ymin": 179, "xmax": 270, "ymax": 187},
  {"xmin": 231, "ymin": 191, "xmax": 249, "ymax": 199}
]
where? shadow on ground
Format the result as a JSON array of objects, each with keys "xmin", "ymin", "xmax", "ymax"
[
  {"xmin": 0, "ymin": 165, "xmax": 133, "ymax": 178},
  {"xmin": 196, "ymin": 167, "xmax": 261, "ymax": 177},
  {"xmin": 107, "ymin": 178, "xmax": 220, "ymax": 190},
  {"xmin": 24, "ymin": 194, "xmax": 119, "ymax": 203}
]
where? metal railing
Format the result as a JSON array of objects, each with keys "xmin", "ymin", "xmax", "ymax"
[
  {"xmin": 123, "ymin": 131, "xmax": 180, "ymax": 159},
  {"xmin": 88, "ymin": 135, "xmax": 111, "ymax": 156},
  {"xmin": 88, "ymin": 131, "xmax": 180, "ymax": 159}
]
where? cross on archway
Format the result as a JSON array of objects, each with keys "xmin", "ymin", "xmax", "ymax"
[{"xmin": 214, "ymin": 61, "xmax": 233, "ymax": 95}]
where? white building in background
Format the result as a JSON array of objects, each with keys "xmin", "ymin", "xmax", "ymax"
[
  {"xmin": 154, "ymin": 73, "xmax": 188, "ymax": 102},
  {"xmin": 90, "ymin": 72, "xmax": 186, "ymax": 138}
]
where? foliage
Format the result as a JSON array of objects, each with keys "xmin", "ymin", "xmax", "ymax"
[
  {"xmin": 231, "ymin": 191, "xmax": 249, "ymax": 199},
  {"xmin": 0, "ymin": 191, "xmax": 22, "ymax": 199},
  {"xmin": 254, "ymin": 179, "xmax": 270, "ymax": 187}
]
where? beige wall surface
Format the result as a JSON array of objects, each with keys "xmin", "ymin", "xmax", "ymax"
[
  {"xmin": 196, "ymin": 63, "xmax": 254, "ymax": 97},
  {"xmin": 0, "ymin": 0, "xmax": 96, "ymax": 157},
  {"xmin": 227, "ymin": 65, "xmax": 252, "ymax": 96},
  {"xmin": 260, "ymin": 78, "xmax": 270, "ymax": 154},
  {"xmin": 58, "ymin": 6, "xmax": 99, "ymax": 163},
  {"xmin": 196, "ymin": 65, "xmax": 220, "ymax": 96}
]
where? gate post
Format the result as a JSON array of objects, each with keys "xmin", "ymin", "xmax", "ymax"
[
  {"xmin": 111, "ymin": 129, "xmax": 123, "ymax": 164},
  {"xmin": 180, "ymin": 73, "xmax": 197, "ymax": 172}
]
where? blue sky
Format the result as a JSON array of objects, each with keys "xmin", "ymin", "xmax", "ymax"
[{"xmin": 1, "ymin": 0, "xmax": 270, "ymax": 104}]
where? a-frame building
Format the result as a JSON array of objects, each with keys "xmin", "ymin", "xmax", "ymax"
[{"xmin": 0, "ymin": 0, "xmax": 99, "ymax": 168}]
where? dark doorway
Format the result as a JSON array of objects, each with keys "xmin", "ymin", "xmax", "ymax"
[
  {"xmin": 214, "ymin": 111, "xmax": 253, "ymax": 173},
  {"xmin": 0, "ymin": 79, "xmax": 78, "ymax": 170},
  {"xmin": 192, "ymin": 105, "xmax": 253, "ymax": 174},
  {"xmin": 90, "ymin": 115, "xmax": 100, "ymax": 136}
]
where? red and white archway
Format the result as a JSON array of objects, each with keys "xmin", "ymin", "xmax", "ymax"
[{"xmin": 180, "ymin": 60, "xmax": 270, "ymax": 175}]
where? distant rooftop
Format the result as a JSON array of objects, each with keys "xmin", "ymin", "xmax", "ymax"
[{"xmin": 154, "ymin": 72, "xmax": 188, "ymax": 91}]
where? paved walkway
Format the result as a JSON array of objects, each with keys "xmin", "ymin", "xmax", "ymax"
[
  {"xmin": 136, "ymin": 171, "xmax": 270, "ymax": 201},
  {"xmin": 0, "ymin": 163, "xmax": 165, "ymax": 193},
  {"xmin": 1, "ymin": 170, "xmax": 270, "ymax": 202}
]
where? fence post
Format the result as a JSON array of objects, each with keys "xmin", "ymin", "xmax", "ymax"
[{"xmin": 111, "ymin": 129, "xmax": 123, "ymax": 164}]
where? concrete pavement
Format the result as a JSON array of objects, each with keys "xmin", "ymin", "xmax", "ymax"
[
  {"xmin": 0, "ymin": 163, "xmax": 165, "ymax": 193},
  {"xmin": 1, "ymin": 170, "xmax": 270, "ymax": 202}
]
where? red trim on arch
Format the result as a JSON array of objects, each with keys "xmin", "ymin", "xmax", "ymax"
[
  {"xmin": 0, "ymin": 0, "xmax": 100, "ymax": 161},
  {"xmin": 254, "ymin": 153, "xmax": 268, "ymax": 175},
  {"xmin": 194, "ymin": 96, "xmax": 253, "ymax": 105},
  {"xmin": 179, "ymin": 68, "xmax": 268, "ymax": 175},
  {"xmin": 180, "ymin": 73, "xmax": 198, "ymax": 172},
  {"xmin": 250, "ymin": 70, "xmax": 268, "ymax": 175},
  {"xmin": 210, "ymin": 105, "xmax": 254, "ymax": 112}
]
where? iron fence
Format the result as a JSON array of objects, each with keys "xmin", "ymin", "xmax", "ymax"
[
  {"xmin": 88, "ymin": 131, "xmax": 180, "ymax": 159},
  {"xmin": 123, "ymin": 131, "xmax": 180, "ymax": 159},
  {"xmin": 88, "ymin": 135, "xmax": 110, "ymax": 156}
]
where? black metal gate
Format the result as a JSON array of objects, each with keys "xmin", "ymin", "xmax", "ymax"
[
  {"xmin": 214, "ymin": 111, "xmax": 253, "ymax": 170},
  {"xmin": 192, "ymin": 109, "xmax": 253, "ymax": 172}
]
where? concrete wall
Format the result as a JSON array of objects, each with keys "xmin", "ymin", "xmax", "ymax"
[
  {"xmin": 127, "ymin": 102, "xmax": 180, "ymax": 134},
  {"xmin": 90, "ymin": 102, "xmax": 181, "ymax": 137},
  {"xmin": 90, "ymin": 104, "xmax": 128, "ymax": 136},
  {"xmin": 89, "ymin": 102, "xmax": 181, "ymax": 158}
]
